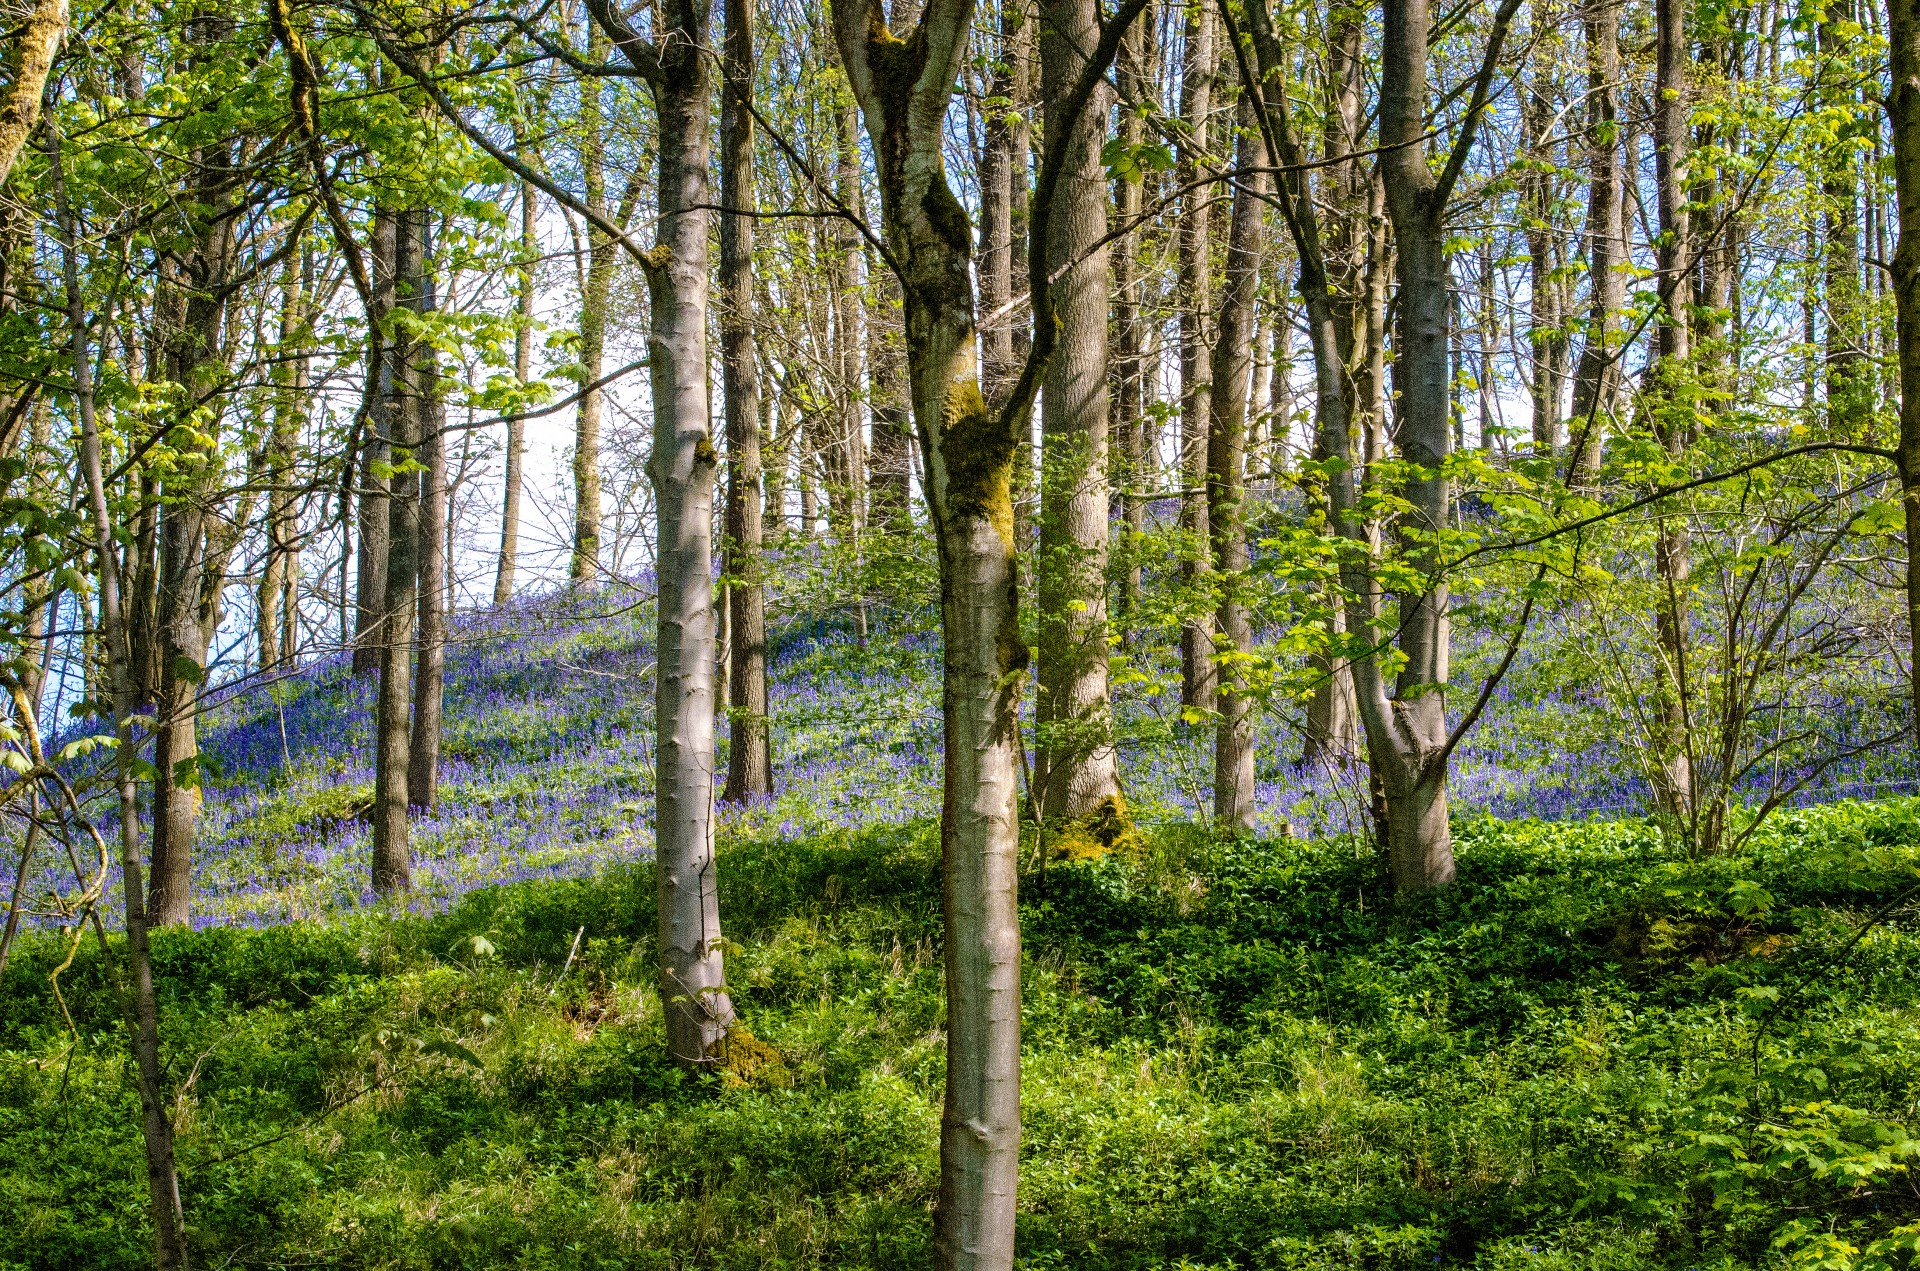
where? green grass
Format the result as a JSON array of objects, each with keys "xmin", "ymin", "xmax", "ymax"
[{"xmin": 5, "ymin": 803, "xmax": 1920, "ymax": 1269}]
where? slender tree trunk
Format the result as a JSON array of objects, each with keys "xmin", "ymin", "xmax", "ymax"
[
  {"xmin": 1651, "ymin": 0, "xmax": 1696, "ymax": 822},
  {"xmin": 260, "ymin": 247, "xmax": 307, "ymax": 671},
  {"xmin": 354, "ymin": 210, "xmax": 397, "ymax": 673},
  {"xmin": 573, "ymin": 25, "xmax": 614, "ymax": 587},
  {"xmin": 1822, "ymin": 0, "xmax": 1870, "ymax": 437},
  {"xmin": 496, "ymin": 179, "xmax": 535, "ymax": 604},
  {"xmin": 1361, "ymin": 0, "xmax": 1516, "ymax": 891},
  {"xmin": 372, "ymin": 206, "xmax": 427, "ymax": 895},
  {"xmin": 148, "ymin": 102, "xmax": 238, "ymax": 926},
  {"xmin": 55, "ymin": 132, "xmax": 189, "ymax": 1270},
  {"xmin": 1522, "ymin": 54, "xmax": 1563, "ymax": 455},
  {"xmin": 1302, "ymin": 4, "xmax": 1364, "ymax": 766},
  {"xmin": 590, "ymin": 0, "xmax": 736, "ymax": 1066},
  {"xmin": 1208, "ymin": 104, "xmax": 1264, "ymax": 830},
  {"xmin": 1111, "ymin": 18, "xmax": 1147, "ymax": 647},
  {"xmin": 833, "ymin": 3, "xmax": 1025, "ymax": 1261},
  {"xmin": 720, "ymin": 0, "xmax": 772, "ymax": 803},
  {"xmin": 1888, "ymin": 0, "xmax": 1920, "ymax": 752},
  {"xmin": 1569, "ymin": 0, "xmax": 1624, "ymax": 482},
  {"xmin": 1034, "ymin": 0, "xmax": 1123, "ymax": 824},
  {"xmin": 409, "ymin": 237, "xmax": 447, "ymax": 812},
  {"xmin": 1176, "ymin": 0, "xmax": 1217, "ymax": 709},
  {"xmin": 977, "ymin": 0, "xmax": 1026, "ymax": 414}
]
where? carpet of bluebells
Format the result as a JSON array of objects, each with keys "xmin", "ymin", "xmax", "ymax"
[{"xmin": 25, "ymin": 575, "xmax": 1916, "ymax": 930}]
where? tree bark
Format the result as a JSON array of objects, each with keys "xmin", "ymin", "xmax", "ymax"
[
  {"xmin": 1650, "ymin": 0, "xmax": 1696, "ymax": 822},
  {"xmin": 590, "ymin": 0, "xmax": 736, "ymax": 1067},
  {"xmin": 572, "ymin": 24, "xmax": 614, "ymax": 587},
  {"xmin": 354, "ymin": 210, "xmax": 397, "ymax": 673},
  {"xmin": 977, "ymin": 0, "xmax": 1027, "ymax": 415},
  {"xmin": 496, "ymin": 178, "xmax": 535, "ymax": 604},
  {"xmin": 720, "ymin": 0, "xmax": 772, "ymax": 804},
  {"xmin": 1889, "ymin": 0, "xmax": 1920, "ymax": 754},
  {"xmin": 1176, "ymin": 0, "xmax": 1218, "ymax": 710},
  {"xmin": 371, "ymin": 206, "xmax": 427, "ymax": 896},
  {"xmin": 1207, "ymin": 103, "xmax": 1264, "ymax": 830},
  {"xmin": 1568, "ymin": 0, "xmax": 1624, "ymax": 482},
  {"xmin": 148, "ymin": 84, "xmax": 239, "ymax": 926},
  {"xmin": 409, "ymin": 231, "xmax": 447, "ymax": 812},
  {"xmin": 1111, "ymin": 18, "xmax": 1147, "ymax": 647},
  {"xmin": 1033, "ymin": 0, "xmax": 1122, "ymax": 823},
  {"xmin": 54, "ymin": 127, "xmax": 190, "ymax": 1270},
  {"xmin": 833, "ymin": 2, "xmax": 1024, "ymax": 1261},
  {"xmin": 0, "ymin": 0, "xmax": 67, "ymax": 188},
  {"xmin": 1821, "ymin": 0, "xmax": 1870, "ymax": 437}
]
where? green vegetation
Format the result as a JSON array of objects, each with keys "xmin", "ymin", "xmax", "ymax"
[{"xmin": 7, "ymin": 802, "xmax": 1919, "ymax": 1269}]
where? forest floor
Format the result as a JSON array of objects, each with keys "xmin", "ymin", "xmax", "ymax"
[{"xmin": 4, "ymin": 594, "xmax": 1920, "ymax": 1268}]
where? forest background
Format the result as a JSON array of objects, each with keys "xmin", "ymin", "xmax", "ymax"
[{"xmin": 6, "ymin": 0, "xmax": 1920, "ymax": 1265}]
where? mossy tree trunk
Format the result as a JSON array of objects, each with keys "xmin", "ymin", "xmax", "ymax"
[
  {"xmin": 1889, "ymin": 0, "xmax": 1920, "ymax": 752},
  {"xmin": 833, "ymin": 1, "xmax": 1025, "ymax": 1261}
]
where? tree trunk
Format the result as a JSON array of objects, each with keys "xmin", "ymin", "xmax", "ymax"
[
  {"xmin": 1568, "ymin": 0, "xmax": 1623, "ymax": 482},
  {"xmin": 1650, "ymin": 0, "xmax": 1695, "ymax": 823},
  {"xmin": 1822, "ymin": 0, "xmax": 1870, "ymax": 437},
  {"xmin": 354, "ymin": 209, "xmax": 397, "ymax": 674},
  {"xmin": 1110, "ymin": 18, "xmax": 1148, "ymax": 650},
  {"xmin": 1207, "ymin": 104, "xmax": 1264, "ymax": 830},
  {"xmin": 1889, "ymin": 0, "xmax": 1920, "ymax": 753},
  {"xmin": 496, "ymin": 179, "xmax": 535, "ymax": 604},
  {"xmin": 410, "ymin": 236, "xmax": 447, "ymax": 813},
  {"xmin": 1300, "ymin": 3, "xmax": 1364, "ymax": 767},
  {"xmin": 1364, "ymin": 0, "xmax": 1517, "ymax": 891},
  {"xmin": 977, "ymin": 0, "xmax": 1026, "ymax": 414},
  {"xmin": 1033, "ymin": 0, "xmax": 1122, "ymax": 824},
  {"xmin": 260, "ymin": 246, "xmax": 308, "ymax": 671},
  {"xmin": 590, "ymin": 0, "xmax": 737, "ymax": 1066},
  {"xmin": 1176, "ymin": 0, "xmax": 1217, "ymax": 710},
  {"xmin": 372, "ymin": 206, "xmax": 427, "ymax": 896},
  {"xmin": 1522, "ymin": 52, "xmax": 1563, "ymax": 456},
  {"xmin": 55, "ymin": 132, "xmax": 190, "ymax": 1269},
  {"xmin": 720, "ymin": 0, "xmax": 772, "ymax": 804},
  {"xmin": 572, "ymin": 25, "xmax": 614, "ymax": 587},
  {"xmin": 148, "ymin": 103, "xmax": 239, "ymax": 926},
  {"xmin": 833, "ymin": 3, "xmax": 1024, "ymax": 1262}
]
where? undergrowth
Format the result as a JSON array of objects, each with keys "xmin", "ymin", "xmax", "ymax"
[{"xmin": 5, "ymin": 800, "xmax": 1920, "ymax": 1269}]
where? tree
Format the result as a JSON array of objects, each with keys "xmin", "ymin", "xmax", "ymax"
[
  {"xmin": 720, "ymin": 0, "xmax": 773, "ymax": 803},
  {"xmin": 1033, "ymin": 0, "xmax": 1123, "ymax": 825},
  {"xmin": 586, "ymin": 0, "xmax": 737, "ymax": 1066}
]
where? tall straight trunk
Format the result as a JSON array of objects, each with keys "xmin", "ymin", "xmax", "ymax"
[
  {"xmin": 573, "ymin": 24, "xmax": 614, "ymax": 587},
  {"xmin": 834, "ymin": 1, "xmax": 1030, "ymax": 1260},
  {"xmin": 1889, "ymin": 0, "xmax": 1920, "ymax": 753},
  {"xmin": 1302, "ymin": 4, "xmax": 1364, "ymax": 765},
  {"xmin": 1569, "ymin": 0, "xmax": 1624, "ymax": 481},
  {"xmin": 832, "ymin": 95, "xmax": 868, "ymax": 542},
  {"xmin": 149, "ymin": 86, "xmax": 239, "ymax": 926},
  {"xmin": 1034, "ymin": 0, "xmax": 1122, "ymax": 823},
  {"xmin": 1522, "ymin": 54, "xmax": 1563, "ymax": 455},
  {"xmin": 260, "ymin": 246, "xmax": 308, "ymax": 671},
  {"xmin": 868, "ymin": 262, "xmax": 914, "ymax": 524},
  {"xmin": 372, "ymin": 206, "xmax": 427, "ymax": 895},
  {"xmin": 1111, "ymin": 19, "xmax": 1147, "ymax": 646},
  {"xmin": 1364, "ymin": 0, "xmax": 1515, "ymax": 890},
  {"xmin": 1208, "ymin": 106, "xmax": 1264, "ymax": 830},
  {"xmin": 977, "ymin": 0, "xmax": 1027, "ymax": 412},
  {"xmin": 1822, "ymin": 0, "xmax": 1870, "ymax": 437},
  {"xmin": 1176, "ymin": 0, "xmax": 1217, "ymax": 709},
  {"xmin": 409, "ymin": 234, "xmax": 447, "ymax": 812},
  {"xmin": 54, "ymin": 131, "xmax": 189, "ymax": 1270},
  {"xmin": 1650, "ymin": 0, "xmax": 1695, "ymax": 821},
  {"xmin": 496, "ymin": 178, "xmax": 535, "ymax": 604},
  {"xmin": 720, "ymin": 0, "xmax": 772, "ymax": 804},
  {"xmin": 591, "ymin": 0, "xmax": 736, "ymax": 1066},
  {"xmin": 354, "ymin": 210, "xmax": 397, "ymax": 673}
]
